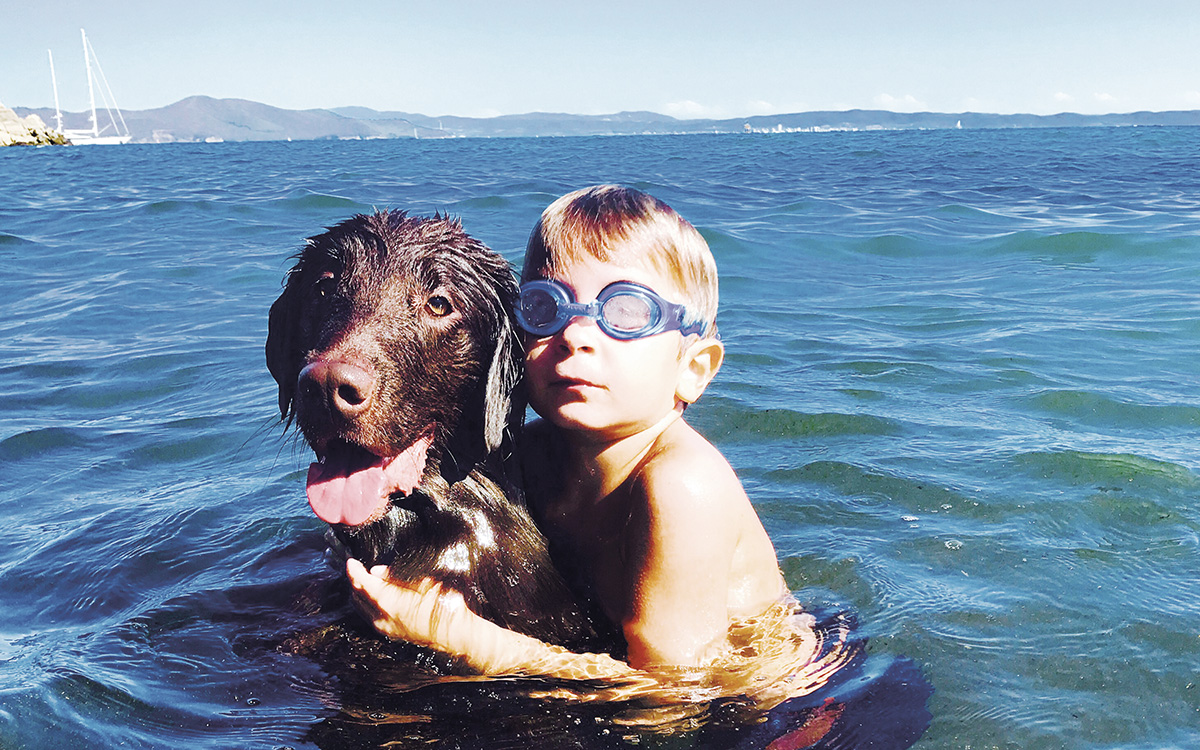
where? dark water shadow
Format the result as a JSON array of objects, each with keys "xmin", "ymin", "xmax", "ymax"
[
  {"xmin": 288, "ymin": 595, "xmax": 933, "ymax": 750},
  {"xmin": 113, "ymin": 529, "xmax": 930, "ymax": 750}
]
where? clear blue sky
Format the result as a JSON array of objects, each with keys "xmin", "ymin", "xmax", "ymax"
[{"xmin": 4, "ymin": 1, "xmax": 1199, "ymax": 118}]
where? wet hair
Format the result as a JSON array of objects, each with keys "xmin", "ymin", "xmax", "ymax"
[{"xmin": 523, "ymin": 185, "xmax": 719, "ymax": 337}]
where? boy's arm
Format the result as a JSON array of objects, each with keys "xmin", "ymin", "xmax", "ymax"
[
  {"xmin": 346, "ymin": 559, "xmax": 635, "ymax": 680},
  {"xmin": 619, "ymin": 445, "xmax": 745, "ymax": 668}
]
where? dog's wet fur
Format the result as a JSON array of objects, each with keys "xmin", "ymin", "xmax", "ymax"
[{"xmin": 267, "ymin": 210, "xmax": 601, "ymax": 649}]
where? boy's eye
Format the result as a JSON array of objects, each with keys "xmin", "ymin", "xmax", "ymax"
[
  {"xmin": 601, "ymin": 294, "xmax": 653, "ymax": 331},
  {"xmin": 522, "ymin": 291, "xmax": 559, "ymax": 325},
  {"xmin": 425, "ymin": 295, "xmax": 453, "ymax": 317}
]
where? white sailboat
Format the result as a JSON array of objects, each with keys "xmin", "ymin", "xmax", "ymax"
[{"xmin": 51, "ymin": 29, "xmax": 131, "ymax": 145}]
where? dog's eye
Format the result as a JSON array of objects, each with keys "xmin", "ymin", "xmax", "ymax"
[
  {"xmin": 425, "ymin": 295, "xmax": 453, "ymax": 317},
  {"xmin": 315, "ymin": 272, "xmax": 337, "ymax": 299}
]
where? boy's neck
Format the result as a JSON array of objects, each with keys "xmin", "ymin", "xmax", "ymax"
[{"xmin": 564, "ymin": 405, "xmax": 686, "ymax": 500}]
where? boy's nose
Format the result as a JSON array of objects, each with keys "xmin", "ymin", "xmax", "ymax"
[{"xmin": 555, "ymin": 315, "xmax": 599, "ymax": 353}]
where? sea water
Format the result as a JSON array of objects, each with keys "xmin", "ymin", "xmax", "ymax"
[{"xmin": 0, "ymin": 128, "xmax": 1197, "ymax": 749}]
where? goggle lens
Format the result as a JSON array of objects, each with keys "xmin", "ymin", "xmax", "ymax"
[
  {"xmin": 600, "ymin": 293, "xmax": 655, "ymax": 333},
  {"xmin": 519, "ymin": 287, "xmax": 562, "ymax": 335}
]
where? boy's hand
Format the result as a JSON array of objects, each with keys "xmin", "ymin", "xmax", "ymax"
[
  {"xmin": 346, "ymin": 558, "xmax": 639, "ymax": 681},
  {"xmin": 346, "ymin": 558, "xmax": 472, "ymax": 655}
]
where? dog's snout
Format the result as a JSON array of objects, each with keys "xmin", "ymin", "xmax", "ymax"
[{"xmin": 299, "ymin": 360, "xmax": 376, "ymax": 419}]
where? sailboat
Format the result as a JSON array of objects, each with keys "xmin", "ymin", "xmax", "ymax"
[{"xmin": 50, "ymin": 29, "xmax": 131, "ymax": 145}]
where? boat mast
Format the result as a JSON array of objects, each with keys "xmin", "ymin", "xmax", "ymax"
[
  {"xmin": 82, "ymin": 28, "xmax": 98, "ymax": 137},
  {"xmin": 48, "ymin": 49, "xmax": 63, "ymax": 133}
]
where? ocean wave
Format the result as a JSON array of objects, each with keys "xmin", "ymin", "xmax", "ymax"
[
  {"xmin": 141, "ymin": 199, "xmax": 217, "ymax": 214},
  {"xmin": 765, "ymin": 460, "xmax": 970, "ymax": 511},
  {"xmin": 1024, "ymin": 389, "xmax": 1200, "ymax": 430},
  {"xmin": 0, "ymin": 232, "xmax": 35, "ymax": 247},
  {"xmin": 699, "ymin": 401, "xmax": 902, "ymax": 442},
  {"xmin": 1011, "ymin": 449, "xmax": 1196, "ymax": 488},
  {"xmin": 271, "ymin": 190, "xmax": 366, "ymax": 213},
  {"xmin": 0, "ymin": 426, "xmax": 90, "ymax": 461}
]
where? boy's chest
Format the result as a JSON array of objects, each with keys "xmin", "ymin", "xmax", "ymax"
[{"xmin": 540, "ymin": 490, "xmax": 635, "ymax": 621}]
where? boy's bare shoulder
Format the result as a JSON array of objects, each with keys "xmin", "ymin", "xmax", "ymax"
[
  {"xmin": 633, "ymin": 419, "xmax": 747, "ymax": 514},
  {"xmin": 643, "ymin": 418, "xmax": 736, "ymax": 472}
]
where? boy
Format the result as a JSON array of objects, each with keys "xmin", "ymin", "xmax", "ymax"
[{"xmin": 348, "ymin": 186, "xmax": 821, "ymax": 683}]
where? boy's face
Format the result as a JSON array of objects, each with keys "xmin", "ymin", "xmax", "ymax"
[{"xmin": 523, "ymin": 255, "xmax": 694, "ymax": 440}]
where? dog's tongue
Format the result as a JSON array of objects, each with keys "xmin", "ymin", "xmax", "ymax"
[{"xmin": 306, "ymin": 434, "xmax": 432, "ymax": 526}]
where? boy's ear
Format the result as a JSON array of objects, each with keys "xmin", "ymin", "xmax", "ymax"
[{"xmin": 676, "ymin": 337, "xmax": 724, "ymax": 404}]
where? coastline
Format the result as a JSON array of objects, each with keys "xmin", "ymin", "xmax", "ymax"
[
  {"xmin": 11, "ymin": 96, "xmax": 1200, "ymax": 145},
  {"xmin": 0, "ymin": 101, "xmax": 68, "ymax": 146}
]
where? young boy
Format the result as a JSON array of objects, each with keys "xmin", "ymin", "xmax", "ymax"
[{"xmin": 348, "ymin": 186, "xmax": 818, "ymax": 683}]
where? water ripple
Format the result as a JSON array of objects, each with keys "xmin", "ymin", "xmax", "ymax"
[{"xmin": 2, "ymin": 129, "xmax": 1199, "ymax": 749}]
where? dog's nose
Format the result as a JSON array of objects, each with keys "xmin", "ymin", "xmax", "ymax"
[{"xmin": 298, "ymin": 360, "xmax": 375, "ymax": 418}]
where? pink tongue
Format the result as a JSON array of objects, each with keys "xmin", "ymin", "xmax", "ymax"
[{"xmin": 306, "ymin": 434, "xmax": 432, "ymax": 526}]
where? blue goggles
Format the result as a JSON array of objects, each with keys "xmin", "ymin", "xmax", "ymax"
[{"xmin": 516, "ymin": 279, "xmax": 705, "ymax": 340}]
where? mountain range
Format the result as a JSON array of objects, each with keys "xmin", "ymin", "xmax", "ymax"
[{"xmin": 14, "ymin": 95, "xmax": 1200, "ymax": 144}]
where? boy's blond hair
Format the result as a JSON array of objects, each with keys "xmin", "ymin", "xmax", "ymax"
[{"xmin": 523, "ymin": 185, "xmax": 719, "ymax": 337}]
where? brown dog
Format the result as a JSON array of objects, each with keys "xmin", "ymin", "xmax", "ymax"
[{"xmin": 266, "ymin": 211, "xmax": 600, "ymax": 650}]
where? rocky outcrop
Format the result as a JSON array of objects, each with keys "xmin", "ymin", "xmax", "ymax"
[{"xmin": 0, "ymin": 101, "xmax": 69, "ymax": 146}]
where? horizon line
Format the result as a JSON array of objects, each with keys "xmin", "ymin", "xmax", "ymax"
[{"xmin": 12, "ymin": 94, "xmax": 1200, "ymax": 122}]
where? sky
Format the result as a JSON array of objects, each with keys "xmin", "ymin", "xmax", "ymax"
[{"xmin": 3, "ymin": 1, "xmax": 1199, "ymax": 119}]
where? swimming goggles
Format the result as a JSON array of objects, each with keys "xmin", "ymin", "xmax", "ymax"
[{"xmin": 516, "ymin": 279, "xmax": 705, "ymax": 340}]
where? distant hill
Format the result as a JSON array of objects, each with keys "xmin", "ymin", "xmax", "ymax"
[{"xmin": 13, "ymin": 96, "xmax": 1200, "ymax": 144}]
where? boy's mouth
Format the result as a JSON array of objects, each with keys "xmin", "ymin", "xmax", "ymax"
[
  {"xmin": 548, "ymin": 365, "xmax": 603, "ymax": 386},
  {"xmin": 551, "ymin": 375, "xmax": 603, "ymax": 390}
]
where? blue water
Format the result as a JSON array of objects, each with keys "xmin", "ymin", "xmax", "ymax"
[{"xmin": 1, "ymin": 128, "xmax": 1198, "ymax": 749}]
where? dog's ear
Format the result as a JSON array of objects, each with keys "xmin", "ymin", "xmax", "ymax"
[
  {"xmin": 265, "ymin": 275, "xmax": 299, "ymax": 420},
  {"xmin": 481, "ymin": 309, "xmax": 524, "ymax": 453}
]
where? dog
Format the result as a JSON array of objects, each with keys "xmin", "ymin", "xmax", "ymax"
[{"xmin": 266, "ymin": 210, "xmax": 601, "ymax": 650}]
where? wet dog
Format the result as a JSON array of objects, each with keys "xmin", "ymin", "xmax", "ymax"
[{"xmin": 266, "ymin": 211, "xmax": 598, "ymax": 649}]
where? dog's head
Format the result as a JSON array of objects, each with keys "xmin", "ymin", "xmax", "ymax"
[{"xmin": 266, "ymin": 211, "xmax": 522, "ymax": 527}]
